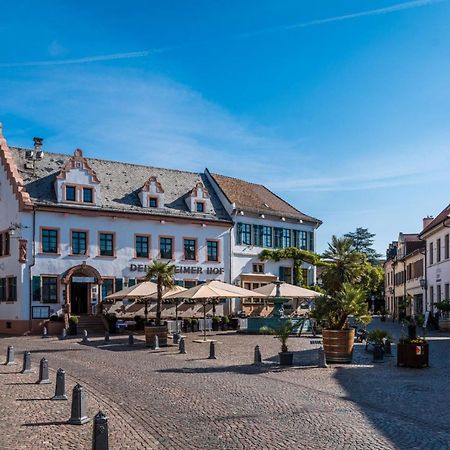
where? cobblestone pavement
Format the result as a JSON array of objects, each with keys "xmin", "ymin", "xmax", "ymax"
[{"xmin": 1, "ymin": 318, "xmax": 450, "ymax": 450}]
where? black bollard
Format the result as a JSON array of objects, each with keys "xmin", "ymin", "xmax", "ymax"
[
  {"xmin": 37, "ymin": 357, "xmax": 50, "ymax": 384},
  {"xmin": 21, "ymin": 351, "xmax": 33, "ymax": 374},
  {"xmin": 318, "ymin": 346, "xmax": 328, "ymax": 368},
  {"xmin": 173, "ymin": 332, "xmax": 180, "ymax": 345},
  {"xmin": 153, "ymin": 335, "xmax": 159, "ymax": 350},
  {"xmin": 208, "ymin": 341, "xmax": 217, "ymax": 359},
  {"xmin": 253, "ymin": 345, "xmax": 262, "ymax": 365},
  {"xmin": 104, "ymin": 331, "xmax": 110, "ymax": 344},
  {"xmin": 52, "ymin": 368, "xmax": 68, "ymax": 400},
  {"xmin": 179, "ymin": 337, "xmax": 186, "ymax": 354},
  {"xmin": 5, "ymin": 345, "xmax": 16, "ymax": 366},
  {"xmin": 128, "ymin": 334, "xmax": 134, "ymax": 346},
  {"xmin": 82, "ymin": 329, "xmax": 89, "ymax": 344},
  {"xmin": 68, "ymin": 384, "xmax": 90, "ymax": 425},
  {"xmin": 92, "ymin": 411, "xmax": 109, "ymax": 450},
  {"xmin": 384, "ymin": 340, "xmax": 393, "ymax": 356},
  {"xmin": 42, "ymin": 326, "xmax": 49, "ymax": 339}
]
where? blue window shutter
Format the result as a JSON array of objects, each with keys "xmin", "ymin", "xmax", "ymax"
[
  {"xmin": 236, "ymin": 223, "xmax": 242, "ymax": 245},
  {"xmin": 115, "ymin": 278, "xmax": 123, "ymax": 292},
  {"xmin": 32, "ymin": 276, "xmax": 41, "ymax": 302},
  {"xmin": 128, "ymin": 278, "xmax": 136, "ymax": 287},
  {"xmin": 308, "ymin": 232, "xmax": 315, "ymax": 252}
]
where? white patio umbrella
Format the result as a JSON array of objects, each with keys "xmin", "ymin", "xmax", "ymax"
[
  {"xmin": 105, "ymin": 281, "xmax": 158, "ymax": 300},
  {"xmin": 166, "ymin": 280, "xmax": 264, "ymax": 341}
]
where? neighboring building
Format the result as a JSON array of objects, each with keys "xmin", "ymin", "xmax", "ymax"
[
  {"xmin": 206, "ymin": 170, "xmax": 322, "ymax": 315},
  {"xmin": 419, "ymin": 207, "xmax": 450, "ymax": 312},
  {"xmin": 384, "ymin": 241, "xmax": 397, "ymax": 316},
  {"xmin": 0, "ymin": 126, "xmax": 321, "ymax": 333}
]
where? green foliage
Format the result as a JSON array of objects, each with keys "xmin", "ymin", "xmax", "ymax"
[
  {"xmin": 146, "ymin": 260, "xmax": 175, "ymax": 326},
  {"xmin": 222, "ymin": 316, "xmax": 230, "ymax": 324},
  {"xmin": 260, "ymin": 320, "xmax": 295, "ymax": 352},
  {"xmin": 434, "ymin": 300, "xmax": 450, "ymax": 312},
  {"xmin": 356, "ymin": 315, "xmax": 372, "ymax": 328},
  {"xmin": 367, "ymin": 329, "xmax": 393, "ymax": 344},
  {"xmin": 344, "ymin": 227, "xmax": 382, "ymax": 264},
  {"xmin": 311, "ymin": 283, "xmax": 369, "ymax": 330},
  {"xmin": 68, "ymin": 316, "xmax": 79, "ymax": 325}
]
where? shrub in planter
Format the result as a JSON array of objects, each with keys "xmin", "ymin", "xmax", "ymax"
[
  {"xmin": 49, "ymin": 314, "xmax": 64, "ymax": 322},
  {"xmin": 221, "ymin": 316, "xmax": 230, "ymax": 331},
  {"xmin": 191, "ymin": 318, "xmax": 199, "ymax": 332},
  {"xmin": 183, "ymin": 318, "xmax": 192, "ymax": 332},
  {"xmin": 104, "ymin": 313, "xmax": 118, "ymax": 333},
  {"xmin": 367, "ymin": 329, "xmax": 393, "ymax": 362},
  {"xmin": 68, "ymin": 316, "xmax": 79, "ymax": 335},
  {"xmin": 261, "ymin": 320, "xmax": 295, "ymax": 366},
  {"xmin": 397, "ymin": 337, "xmax": 429, "ymax": 368},
  {"xmin": 212, "ymin": 316, "xmax": 220, "ymax": 331}
]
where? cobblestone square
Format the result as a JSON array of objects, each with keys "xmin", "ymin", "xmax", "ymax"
[{"xmin": 1, "ymin": 319, "xmax": 449, "ymax": 450}]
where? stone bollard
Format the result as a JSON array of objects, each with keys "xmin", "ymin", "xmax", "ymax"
[
  {"xmin": 21, "ymin": 351, "xmax": 33, "ymax": 374},
  {"xmin": 179, "ymin": 337, "xmax": 186, "ymax": 354},
  {"xmin": 253, "ymin": 345, "xmax": 262, "ymax": 365},
  {"xmin": 208, "ymin": 341, "xmax": 217, "ymax": 360},
  {"xmin": 5, "ymin": 345, "xmax": 16, "ymax": 366},
  {"xmin": 128, "ymin": 334, "xmax": 134, "ymax": 346},
  {"xmin": 153, "ymin": 335, "xmax": 160, "ymax": 350},
  {"xmin": 82, "ymin": 329, "xmax": 89, "ymax": 344},
  {"xmin": 172, "ymin": 332, "xmax": 180, "ymax": 345},
  {"xmin": 37, "ymin": 357, "xmax": 51, "ymax": 384},
  {"xmin": 384, "ymin": 340, "xmax": 393, "ymax": 356},
  {"xmin": 92, "ymin": 410, "xmax": 109, "ymax": 450},
  {"xmin": 68, "ymin": 384, "xmax": 90, "ymax": 425},
  {"xmin": 104, "ymin": 331, "xmax": 110, "ymax": 344},
  {"xmin": 60, "ymin": 328, "xmax": 67, "ymax": 340},
  {"xmin": 42, "ymin": 326, "xmax": 49, "ymax": 339},
  {"xmin": 52, "ymin": 368, "xmax": 68, "ymax": 400},
  {"xmin": 318, "ymin": 346, "xmax": 328, "ymax": 368}
]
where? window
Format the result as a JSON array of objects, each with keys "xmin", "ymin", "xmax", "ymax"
[
  {"xmin": 253, "ymin": 225, "xmax": 263, "ymax": 247},
  {"xmin": 437, "ymin": 284, "xmax": 442, "ymax": 302},
  {"xmin": 279, "ymin": 267, "xmax": 292, "ymax": 283},
  {"xmin": 160, "ymin": 237, "xmax": 173, "ymax": 259},
  {"xmin": 253, "ymin": 263, "xmax": 264, "ymax": 273},
  {"xmin": 0, "ymin": 231, "xmax": 10, "ymax": 257},
  {"xmin": 262, "ymin": 226, "xmax": 272, "ymax": 248},
  {"xmin": 294, "ymin": 230, "xmax": 307, "ymax": 250},
  {"xmin": 0, "ymin": 278, "xmax": 5, "ymax": 301},
  {"xmin": 184, "ymin": 239, "xmax": 196, "ymax": 260},
  {"xmin": 149, "ymin": 197, "xmax": 158, "ymax": 208},
  {"xmin": 6, "ymin": 276, "xmax": 17, "ymax": 301},
  {"xmin": 281, "ymin": 229, "xmax": 291, "ymax": 248},
  {"xmin": 429, "ymin": 242, "xmax": 434, "ymax": 265},
  {"xmin": 83, "ymin": 187, "xmax": 93, "ymax": 203},
  {"xmin": 274, "ymin": 228, "xmax": 283, "ymax": 248},
  {"xmin": 445, "ymin": 283, "xmax": 450, "ymax": 300},
  {"xmin": 207, "ymin": 240, "xmax": 219, "ymax": 262},
  {"xmin": 184, "ymin": 280, "xmax": 197, "ymax": 289},
  {"xmin": 135, "ymin": 235, "xmax": 149, "ymax": 258},
  {"xmin": 237, "ymin": 223, "xmax": 251, "ymax": 245},
  {"xmin": 32, "ymin": 306, "xmax": 50, "ymax": 319},
  {"xmin": 196, "ymin": 202, "xmax": 204, "ymax": 213},
  {"xmin": 437, "ymin": 238, "xmax": 441, "ymax": 262},
  {"xmin": 99, "ymin": 233, "xmax": 114, "ymax": 256},
  {"xmin": 430, "ymin": 286, "xmax": 434, "ymax": 303},
  {"xmin": 41, "ymin": 277, "xmax": 58, "ymax": 303},
  {"xmin": 71, "ymin": 231, "xmax": 87, "ymax": 255},
  {"xmin": 42, "ymin": 228, "xmax": 58, "ymax": 254},
  {"xmin": 446, "ymin": 234, "xmax": 449, "ymax": 260},
  {"xmin": 102, "ymin": 279, "xmax": 115, "ymax": 299},
  {"xmin": 65, "ymin": 185, "xmax": 76, "ymax": 201}
]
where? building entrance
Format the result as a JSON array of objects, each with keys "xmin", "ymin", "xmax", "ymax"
[{"xmin": 71, "ymin": 282, "xmax": 89, "ymax": 315}]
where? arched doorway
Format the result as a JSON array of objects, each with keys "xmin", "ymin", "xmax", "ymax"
[{"xmin": 62, "ymin": 263, "xmax": 103, "ymax": 315}]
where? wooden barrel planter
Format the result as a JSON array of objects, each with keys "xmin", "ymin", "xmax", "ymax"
[
  {"xmin": 144, "ymin": 325, "xmax": 168, "ymax": 347},
  {"xmin": 322, "ymin": 329, "xmax": 355, "ymax": 363}
]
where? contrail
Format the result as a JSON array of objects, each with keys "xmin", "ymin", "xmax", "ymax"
[{"xmin": 0, "ymin": 0, "xmax": 444, "ymax": 68}]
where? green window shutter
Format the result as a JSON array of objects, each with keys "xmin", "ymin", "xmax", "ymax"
[
  {"xmin": 32, "ymin": 276, "xmax": 41, "ymax": 302},
  {"xmin": 236, "ymin": 223, "xmax": 242, "ymax": 245},
  {"xmin": 115, "ymin": 278, "xmax": 123, "ymax": 292},
  {"xmin": 128, "ymin": 278, "xmax": 136, "ymax": 287},
  {"xmin": 308, "ymin": 232, "xmax": 315, "ymax": 252}
]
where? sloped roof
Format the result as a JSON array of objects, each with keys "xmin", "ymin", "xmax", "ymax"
[
  {"xmin": 420, "ymin": 204, "xmax": 450, "ymax": 236},
  {"xmin": 209, "ymin": 172, "xmax": 321, "ymax": 224},
  {"xmin": 9, "ymin": 147, "xmax": 231, "ymax": 223}
]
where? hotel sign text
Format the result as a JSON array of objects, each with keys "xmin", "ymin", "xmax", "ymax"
[{"xmin": 129, "ymin": 264, "xmax": 224, "ymax": 275}]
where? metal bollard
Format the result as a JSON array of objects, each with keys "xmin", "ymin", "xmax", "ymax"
[
  {"xmin": 153, "ymin": 335, "xmax": 159, "ymax": 350},
  {"xmin": 21, "ymin": 351, "xmax": 33, "ymax": 374},
  {"xmin": 37, "ymin": 357, "xmax": 51, "ymax": 384},
  {"xmin": 52, "ymin": 368, "xmax": 68, "ymax": 400},
  {"xmin": 179, "ymin": 337, "xmax": 186, "ymax": 354},
  {"xmin": 60, "ymin": 328, "xmax": 67, "ymax": 340},
  {"xmin": 384, "ymin": 340, "xmax": 393, "ymax": 356},
  {"xmin": 128, "ymin": 334, "xmax": 134, "ymax": 346},
  {"xmin": 253, "ymin": 345, "xmax": 262, "ymax": 365},
  {"xmin": 68, "ymin": 384, "xmax": 90, "ymax": 425},
  {"xmin": 5, "ymin": 345, "xmax": 16, "ymax": 365},
  {"xmin": 208, "ymin": 341, "xmax": 217, "ymax": 359},
  {"xmin": 104, "ymin": 331, "xmax": 110, "ymax": 344},
  {"xmin": 318, "ymin": 346, "xmax": 328, "ymax": 368},
  {"xmin": 42, "ymin": 326, "xmax": 49, "ymax": 339},
  {"xmin": 82, "ymin": 329, "xmax": 89, "ymax": 344},
  {"xmin": 92, "ymin": 410, "xmax": 109, "ymax": 450},
  {"xmin": 173, "ymin": 332, "xmax": 180, "ymax": 345}
]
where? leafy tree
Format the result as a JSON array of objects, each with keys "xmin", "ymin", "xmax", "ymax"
[
  {"xmin": 145, "ymin": 260, "xmax": 175, "ymax": 326},
  {"xmin": 344, "ymin": 227, "xmax": 382, "ymax": 263},
  {"xmin": 259, "ymin": 247, "xmax": 326, "ymax": 286}
]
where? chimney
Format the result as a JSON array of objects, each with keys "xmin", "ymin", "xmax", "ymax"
[
  {"xmin": 33, "ymin": 137, "xmax": 44, "ymax": 159},
  {"xmin": 423, "ymin": 216, "xmax": 434, "ymax": 229}
]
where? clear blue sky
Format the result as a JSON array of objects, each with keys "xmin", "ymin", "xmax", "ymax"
[{"xmin": 1, "ymin": 0, "xmax": 450, "ymax": 254}]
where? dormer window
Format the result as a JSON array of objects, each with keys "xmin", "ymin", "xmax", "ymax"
[
  {"xmin": 196, "ymin": 201, "xmax": 205, "ymax": 213},
  {"xmin": 186, "ymin": 181, "xmax": 213, "ymax": 214},
  {"xmin": 65, "ymin": 186, "xmax": 76, "ymax": 202},
  {"xmin": 149, "ymin": 197, "xmax": 158, "ymax": 208},
  {"xmin": 83, "ymin": 187, "xmax": 93, "ymax": 203},
  {"xmin": 140, "ymin": 176, "xmax": 164, "ymax": 209}
]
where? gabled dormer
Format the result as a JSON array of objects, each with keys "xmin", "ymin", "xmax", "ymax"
[
  {"xmin": 139, "ymin": 176, "xmax": 165, "ymax": 208},
  {"xmin": 186, "ymin": 181, "xmax": 213, "ymax": 214},
  {"xmin": 54, "ymin": 149, "xmax": 101, "ymax": 206}
]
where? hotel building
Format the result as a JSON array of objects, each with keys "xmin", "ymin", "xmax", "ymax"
[{"xmin": 0, "ymin": 125, "xmax": 321, "ymax": 333}]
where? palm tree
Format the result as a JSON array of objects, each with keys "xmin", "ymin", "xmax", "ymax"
[
  {"xmin": 321, "ymin": 236, "xmax": 366, "ymax": 295},
  {"xmin": 145, "ymin": 260, "xmax": 175, "ymax": 326}
]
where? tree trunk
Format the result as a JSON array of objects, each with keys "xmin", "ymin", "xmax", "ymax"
[
  {"xmin": 156, "ymin": 278, "xmax": 163, "ymax": 326},
  {"xmin": 144, "ymin": 299, "xmax": 149, "ymax": 324}
]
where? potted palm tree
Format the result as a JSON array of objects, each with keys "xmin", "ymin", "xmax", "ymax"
[
  {"xmin": 261, "ymin": 320, "xmax": 295, "ymax": 366},
  {"xmin": 312, "ymin": 283, "xmax": 369, "ymax": 363},
  {"xmin": 145, "ymin": 260, "xmax": 175, "ymax": 347},
  {"xmin": 367, "ymin": 329, "xmax": 393, "ymax": 362}
]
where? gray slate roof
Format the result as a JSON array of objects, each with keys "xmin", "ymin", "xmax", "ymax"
[{"xmin": 10, "ymin": 147, "xmax": 231, "ymax": 223}]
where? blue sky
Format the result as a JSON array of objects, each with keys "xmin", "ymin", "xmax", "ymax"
[{"xmin": 1, "ymin": 0, "xmax": 450, "ymax": 254}]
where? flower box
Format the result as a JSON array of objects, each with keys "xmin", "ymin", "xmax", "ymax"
[{"xmin": 397, "ymin": 342, "xmax": 429, "ymax": 368}]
